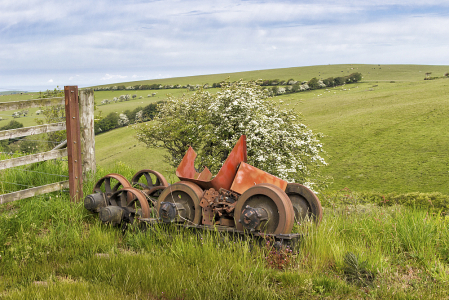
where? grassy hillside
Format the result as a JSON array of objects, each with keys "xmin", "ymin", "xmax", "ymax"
[
  {"xmin": 93, "ymin": 64, "xmax": 448, "ymax": 88},
  {"xmin": 285, "ymin": 79, "xmax": 449, "ymax": 194},
  {"xmin": 94, "ymin": 64, "xmax": 449, "ymax": 195},
  {"xmin": 1, "ymin": 64, "xmax": 447, "ymax": 194}
]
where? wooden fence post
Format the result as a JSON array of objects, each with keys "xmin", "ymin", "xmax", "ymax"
[
  {"xmin": 64, "ymin": 86, "xmax": 83, "ymax": 202},
  {"xmin": 79, "ymin": 89, "xmax": 96, "ymax": 181}
]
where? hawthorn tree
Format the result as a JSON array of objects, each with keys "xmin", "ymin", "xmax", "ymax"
[{"xmin": 135, "ymin": 80, "xmax": 327, "ymax": 189}]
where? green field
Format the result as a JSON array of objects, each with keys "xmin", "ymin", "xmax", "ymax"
[
  {"xmin": 93, "ymin": 64, "xmax": 448, "ymax": 88},
  {"xmin": 93, "ymin": 64, "xmax": 449, "ymax": 195},
  {"xmin": 1, "ymin": 64, "xmax": 449, "ymax": 299},
  {"xmin": 1, "ymin": 64, "xmax": 448, "ymax": 194}
]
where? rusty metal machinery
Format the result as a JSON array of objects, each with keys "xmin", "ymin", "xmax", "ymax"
[
  {"xmin": 84, "ymin": 173, "xmax": 132, "ymax": 213},
  {"xmin": 98, "ymin": 187, "xmax": 151, "ymax": 225},
  {"xmin": 84, "ymin": 135, "xmax": 323, "ymax": 238},
  {"xmin": 131, "ymin": 169, "xmax": 168, "ymax": 200}
]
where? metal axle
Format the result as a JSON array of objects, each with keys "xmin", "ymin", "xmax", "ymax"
[
  {"xmin": 99, "ymin": 206, "xmax": 125, "ymax": 225},
  {"xmin": 239, "ymin": 205, "xmax": 269, "ymax": 231},
  {"xmin": 84, "ymin": 193, "xmax": 107, "ymax": 212}
]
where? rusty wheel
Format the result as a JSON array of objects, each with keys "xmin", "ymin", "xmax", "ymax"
[
  {"xmin": 85, "ymin": 174, "xmax": 133, "ymax": 213},
  {"xmin": 285, "ymin": 183, "xmax": 323, "ymax": 224},
  {"xmin": 234, "ymin": 183, "xmax": 294, "ymax": 234},
  {"xmin": 93, "ymin": 173, "xmax": 132, "ymax": 199},
  {"xmin": 131, "ymin": 169, "xmax": 168, "ymax": 201},
  {"xmin": 99, "ymin": 187, "xmax": 152, "ymax": 225},
  {"xmin": 156, "ymin": 181, "xmax": 203, "ymax": 224}
]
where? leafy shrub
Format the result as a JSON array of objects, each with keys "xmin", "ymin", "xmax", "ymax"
[
  {"xmin": 95, "ymin": 112, "xmax": 119, "ymax": 134},
  {"xmin": 334, "ymin": 77, "xmax": 346, "ymax": 86},
  {"xmin": 307, "ymin": 78, "xmax": 321, "ymax": 90},
  {"xmin": 322, "ymin": 77, "xmax": 334, "ymax": 87},
  {"xmin": 135, "ymin": 80, "xmax": 327, "ymax": 188},
  {"xmin": 94, "ymin": 101, "xmax": 163, "ymax": 135}
]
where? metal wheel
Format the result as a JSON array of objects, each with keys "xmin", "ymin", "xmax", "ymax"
[
  {"xmin": 85, "ymin": 174, "xmax": 132, "ymax": 213},
  {"xmin": 93, "ymin": 173, "xmax": 131, "ymax": 199},
  {"xmin": 100, "ymin": 187, "xmax": 151, "ymax": 225},
  {"xmin": 234, "ymin": 183, "xmax": 294, "ymax": 234},
  {"xmin": 285, "ymin": 183, "xmax": 323, "ymax": 224},
  {"xmin": 131, "ymin": 169, "xmax": 169, "ymax": 197},
  {"xmin": 156, "ymin": 181, "xmax": 203, "ymax": 224}
]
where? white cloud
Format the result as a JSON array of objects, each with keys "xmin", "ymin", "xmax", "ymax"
[
  {"xmin": 1, "ymin": 0, "xmax": 449, "ymax": 90},
  {"xmin": 48, "ymin": 79, "xmax": 53, "ymax": 83},
  {"xmin": 101, "ymin": 74, "xmax": 128, "ymax": 81}
]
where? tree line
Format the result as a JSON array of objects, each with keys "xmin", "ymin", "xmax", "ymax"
[
  {"xmin": 94, "ymin": 101, "xmax": 164, "ymax": 134},
  {"xmin": 94, "ymin": 72, "xmax": 362, "ymax": 94}
]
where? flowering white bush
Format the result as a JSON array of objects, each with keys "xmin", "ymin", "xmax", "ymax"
[
  {"xmin": 135, "ymin": 80, "xmax": 326, "ymax": 188},
  {"xmin": 135, "ymin": 110, "xmax": 143, "ymax": 122},
  {"xmin": 118, "ymin": 113, "xmax": 129, "ymax": 126}
]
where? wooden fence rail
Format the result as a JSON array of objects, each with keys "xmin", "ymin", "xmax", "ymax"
[
  {"xmin": 0, "ymin": 123, "xmax": 66, "ymax": 141},
  {"xmin": 0, "ymin": 87, "xmax": 96, "ymax": 204}
]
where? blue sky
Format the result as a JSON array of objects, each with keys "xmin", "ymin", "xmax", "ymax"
[{"xmin": 1, "ymin": 0, "xmax": 449, "ymax": 91}]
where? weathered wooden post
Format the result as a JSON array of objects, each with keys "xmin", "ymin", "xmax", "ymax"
[
  {"xmin": 79, "ymin": 89, "xmax": 96, "ymax": 180},
  {"xmin": 64, "ymin": 86, "xmax": 83, "ymax": 202}
]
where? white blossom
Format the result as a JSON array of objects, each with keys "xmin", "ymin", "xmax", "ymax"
[
  {"xmin": 135, "ymin": 80, "xmax": 327, "ymax": 188},
  {"xmin": 118, "ymin": 113, "xmax": 129, "ymax": 126}
]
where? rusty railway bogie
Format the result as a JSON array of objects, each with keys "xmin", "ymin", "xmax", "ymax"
[{"xmin": 85, "ymin": 135, "xmax": 322, "ymax": 235}]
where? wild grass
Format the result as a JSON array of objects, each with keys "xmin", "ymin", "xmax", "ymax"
[
  {"xmin": 0, "ymin": 153, "xmax": 68, "ymax": 195},
  {"xmin": 1, "ymin": 161, "xmax": 449, "ymax": 299}
]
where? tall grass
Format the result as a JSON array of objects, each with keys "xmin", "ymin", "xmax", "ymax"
[
  {"xmin": 1, "ymin": 161, "xmax": 449, "ymax": 299},
  {"xmin": 0, "ymin": 152, "xmax": 68, "ymax": 195}
]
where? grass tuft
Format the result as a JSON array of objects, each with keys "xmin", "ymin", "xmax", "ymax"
[{"xmin": 343, "ymin": 252, "xmax": 375, "ymax": 286}]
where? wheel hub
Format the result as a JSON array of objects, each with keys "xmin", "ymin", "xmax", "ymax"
[{"xmin": 240, "ymin": 205, "xmax": 269, "ymax": 231}]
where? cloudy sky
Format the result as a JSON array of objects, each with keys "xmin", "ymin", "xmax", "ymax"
[{"xmin": 1, "ymin": 0, "xmax": 449, "ymax": 91}]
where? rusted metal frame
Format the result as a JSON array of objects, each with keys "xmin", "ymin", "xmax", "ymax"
[
  {"xmin": 0, "ymin": 123, "xmax": 66, "ymax": 141},
  {"xmin": 0, "ymin": 180, "xmax": 69, "ymax": 205},
  {"xmin": 0, "ymin": 97, "xmax": 64, "ymax": 112},
  {"xmin": 0, "ymin": 149, "xmax": 67, "ymax": 170},
  {"xmin": 176, "ymin": 135, "xmax": 248, "ymax": 191},
  {"xmin": 64, "ymin": 86, "xmax": 83, "ymax": 202},
  {"xmin": 79, "ymin": 89, "xmax": 96, "ymax": 180},
  {"xmin": 139, "ymin": 219, "xmax": 303, "ymax": 249}
]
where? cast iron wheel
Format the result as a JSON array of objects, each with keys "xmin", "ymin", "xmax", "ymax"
[
  {"xmin": 107, "ymin": 187, "xmax": 151, "ymax": 222},
  {"xmin": 285, "ymin": 183, "xmax": 323, "ymax": 224},
  {"xmin": 156, "ymin": 181, "xmax": 203, "ymax": 224},
  {"xmin": 234, "ymin": 183, "xmax": 294, "ymax": 234},
  {"xmin": 131, "ymin": 169, "xmax": 169, "ymax": 200},
  {"xmin": 93, "ymin": 173, "xmax": 132, "ymax": 200}
]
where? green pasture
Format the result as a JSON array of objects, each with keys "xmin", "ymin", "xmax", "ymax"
[
  {"xmin": 1, "ymin": 64, "xmax": 448, "ymax": 194},
  {"xmin": 94, "ymin": 125, "xmax": 175, "ymax": 182},
  {"xmin": 93, "ymin": 64, "xmax": 448, "ymax": 89},
  {"xmin": 0, "ymin": 93, "xmax": 47, "ymax": 128},
  {"xmin": 94, "ymin": 64, "xmax": 449, "ymax": 195},
  {"xmin": 279, "ymin": 78, "xmax": 449, "ymax": 194},
  {"xmin": 92, "ymin": 88, "xmax": 209, "ymax": 118}
]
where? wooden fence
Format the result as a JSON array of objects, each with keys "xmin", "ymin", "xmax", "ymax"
[{"xmin": 0, "ymin": 86, "xmax": 96, "ymax": 203}]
